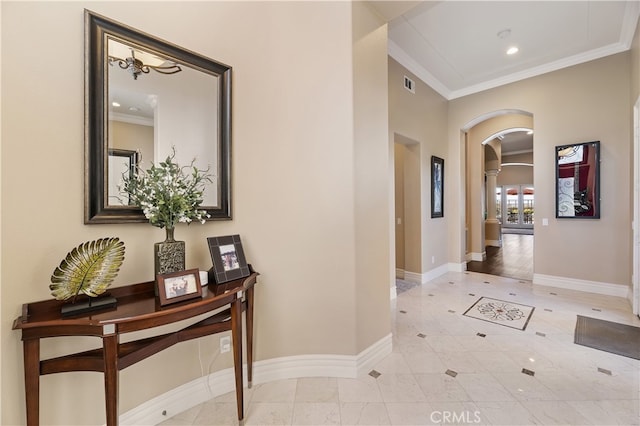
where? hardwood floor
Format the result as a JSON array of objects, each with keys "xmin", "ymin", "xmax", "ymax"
[{"xmin": 466, "ymin": 233, "xmax": 533, "ymax": 281}]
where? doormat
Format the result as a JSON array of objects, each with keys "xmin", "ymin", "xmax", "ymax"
[
  {"xmin": 574, "ymin": 315, "xmax": 640, "ymax": 360},
  {"xmin": 463, "ymin": 297, "xmax": 535, "ymax": 330}
]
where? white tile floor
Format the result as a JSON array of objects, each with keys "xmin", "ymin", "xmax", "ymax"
[{"xmin": 160, "ymin": 271, "xmax": 640, "ymax": 425}]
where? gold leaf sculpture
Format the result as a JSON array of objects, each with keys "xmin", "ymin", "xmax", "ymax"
[{"xmin": 50, "ymin": 238, "xmax": 125, "ymax": 302}]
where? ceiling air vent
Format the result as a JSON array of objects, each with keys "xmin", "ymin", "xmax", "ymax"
[{"xmin": 403, "ymin": 75, "xmax": 415, "ymax": 94}]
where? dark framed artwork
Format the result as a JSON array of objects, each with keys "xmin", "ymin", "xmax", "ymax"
[
  {"xmin": 157, "ymin": 268, "xmax": 202, "ymax": 306},
  {"xmin": 431, "ymin": 156, "xmax": 444, "ymax": 218},
  {"xmin": 555, "ymin": 141, "xmax": 600, "ymax": 219},
  {"xmin": 207, "ymin": 235, "xmax": 250, "ymax": 284},
  {"xmin": 107, "ymin": 148, "xmax": 138, "ymax": 206}
]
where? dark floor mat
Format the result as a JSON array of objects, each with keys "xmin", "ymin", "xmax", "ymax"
[{"xmin": 574, "ymin": 315, "xmax": 640, "ymax": 360}]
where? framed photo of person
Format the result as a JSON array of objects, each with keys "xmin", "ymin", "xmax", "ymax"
[
  {"xmin": 431, "ymin": 156, "xmax": 444, "ymax": 218},
  {"xmin": 157, "ymin": 268, "xmax": 202, "ymax": 306},
  {"xmin": 207, "ymin": 235, "xmax": 250, "ymax": 284}
]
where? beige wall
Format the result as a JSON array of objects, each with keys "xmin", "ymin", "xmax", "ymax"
[
  {"xmin": 394, "ymin": 143, "xmax": 405, "ymax": 270},
  {"xmin": 498, "ymin": 152, "xmax": 534, "ymax": 187},
  {"xmin": 1, "ymin": 2, "xmax": 390, "ymax": 424},
  {"xmin": 449, "ymin": 52, "xmax": 632, "ymax": 285},
  {"xmin": 388, "ymin": 58, "xmax": 448, "ymax": 275},
  {"xmin": 110, "ymin": 121, "xmax": 154, "ymax": 163},
  {"xmin": 351, "ymin": 1, "xmax": 392, "ymax": 353},
  {"xmin": 394, "ymin": 139, "xmax": 421, "ymax": 274},
  {"xmin": 632, "ymin": 16, "xmax": 640, "ymax": 104}
]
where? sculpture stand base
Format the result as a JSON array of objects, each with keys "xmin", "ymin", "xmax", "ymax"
[{"xmin": 61, "ymin": 296, "xmax": 117, "ymax": 317}]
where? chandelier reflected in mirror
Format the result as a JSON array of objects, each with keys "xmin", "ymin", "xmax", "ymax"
[{"xmin": 108, "ymin": 46, "xmax": 181, "ymax": 80}]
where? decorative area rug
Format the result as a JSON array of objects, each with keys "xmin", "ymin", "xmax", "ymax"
[
  {"xmin": 395, "ymin": 279, "xmax": 419, "ymax": 295},
  {"xmin": 574, "ymin": 315, "xmax": 640, "ymax": 360},
  {"xmin": 463, "ymin": 297, "xmax": 535, "ymax": 330}
]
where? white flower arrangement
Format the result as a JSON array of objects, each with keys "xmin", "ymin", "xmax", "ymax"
[{"xmin": 120, "ymin": 149, "xmax": 212, "ymax": 230}]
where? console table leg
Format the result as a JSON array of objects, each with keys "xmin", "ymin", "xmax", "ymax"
[
  {"xmin": 103, "ymin": 335, "xmax": 119, "ymax": 426},
  {"xmin": 231, "ymin": 297, "xmax": 244, "ymax": 421},
  {"xmin": 23, "ymin": 339, "xmax": 40, "ymax": 426},
  {"xmin": 245, "ymin": 286, "xmax": 254, "ymax": 388}
]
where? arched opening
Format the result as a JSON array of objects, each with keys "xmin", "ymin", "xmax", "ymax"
[{"xmin": 462, "ymin": 110, "xmax": 534, "ymax": 280}]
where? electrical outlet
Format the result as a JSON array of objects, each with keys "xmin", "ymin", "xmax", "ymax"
[
  {"xmin": 220, "ymin": 336, "xmax": 231, "ymax": 353},
  {"xmin": 431, "ymin": 256, "xmax": 435, "ymax": 264}
]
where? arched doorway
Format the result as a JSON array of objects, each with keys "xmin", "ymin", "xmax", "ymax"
[{"xmin": 462, "ymin": 111, "xmax": 534, "ymax": 281}]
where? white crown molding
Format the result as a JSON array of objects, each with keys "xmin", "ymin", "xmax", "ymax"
[
  {"xmin": 621, "ymin": 1, "xmax": 640, "ymax": 49},
  {"xmin": 110, "ymin": 112, "xmax": 154, "ymax": 127},
  {"xmin": 387, "ymin": 39, "xmax": 451, "ymax": 99},
  {"xmin": 502, "ymin": 150, "xmax": 534, "ymax": 157},
  {"xmin": 389, "ymin": 33, "xmax": 635, "ymax": 101},
  {"xmin": 448, "ymin": 42, "xmax": 630, "ymax": 100},
  {"xmin": 533, "ymin": 273, "xmax": 631, "ymax": 299},
  {"xmin": 118, "ymin": 334, "xmax": 393, "ymax": 426}
]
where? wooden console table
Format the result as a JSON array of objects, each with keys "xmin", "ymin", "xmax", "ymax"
[{"xmin": 13, "ymin": 272, "xmax": 258, "ymax": 426}]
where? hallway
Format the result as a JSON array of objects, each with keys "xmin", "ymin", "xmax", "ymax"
[
  {"xmin": 161, "ymin": 270, "xmax": 639, "ymax": 426},
  {"xmin": 466, "ymin": 234, "xmax": 533, "ymax": 281}
]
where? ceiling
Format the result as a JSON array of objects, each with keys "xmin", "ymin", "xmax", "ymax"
[
  {"xmin": 369, "ymin": 1, "xmax": 639, "ymax": 101},
  {"xmin": 368, "ymin": 1, "xmax": 640, "ymax": 155}
]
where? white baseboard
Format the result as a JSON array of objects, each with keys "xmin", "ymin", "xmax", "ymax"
[
  {"xmin": 119, "ymin": 333, "xmax": 393, "ymax": 426},
  {"xmin": 403, "ymin": 271, "xmax": 422, "ymax": 283},
  {"xmin": 469, "ymin": 252, "xmax": 486, "ymax": 262},
  {"xmin": 119, "ymin": 367, "xmax": 236, "ymax": 426},
  {"xmin": 356, "ymin": 333, "xmax": 393, "ymax": 376},
  {"xmin": 533, "ymin": 273, "xmax": 630, "ymax": 299},
  {"xmin": 395, "ymin": 268, "xmax": 404, "ymax": 279},
  {"xmin": 449, "ymin": 261, "xmax": 467, "ymax": 272},
  {"xmin": 423, "ymin": 264, "xmax": 450, "ymax": 282},
  {"xmin": 400, "ymin": 264, "xmax": 449, "ymax": 284},
  {"xmin": 485, "ymin": 239, "xmax": 501, "ymax": 247}
]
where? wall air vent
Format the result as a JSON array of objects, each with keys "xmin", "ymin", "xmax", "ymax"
[{"xmin": 403, "ymin": 75, "xmax": 415, "ymax": 94}]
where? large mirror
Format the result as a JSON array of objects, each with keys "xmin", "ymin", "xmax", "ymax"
[
  {"xmin": 555, "ymin": 141, "xmax": 600, "ymax": 219},
  {"xmin": 85, "ymin": 10, "xmax": 232, "ymax": 223}
]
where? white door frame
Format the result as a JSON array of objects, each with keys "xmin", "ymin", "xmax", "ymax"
[
  {"xmin": 633, "ymin": 96, "xmax": 640, "ymax": 315},
  {"xmin": 501, "ymin": 184, "xmax": 535, "ymax": 229}
]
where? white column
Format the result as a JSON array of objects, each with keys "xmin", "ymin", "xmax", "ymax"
[
  {"xmin": 484, "ymin": 169, "xmax": 502, "ymax": 247},
  {"xmin": 485, "ymin": 169, "xmax": 499, "ymax": 222}
]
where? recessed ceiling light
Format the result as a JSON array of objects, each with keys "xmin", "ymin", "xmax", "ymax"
[
  {"xmin": 112, "ymin": 102, "xmax": 121, "ymax": 107},
  {"xmin": 507, "ymin": 46, "xmax": 519, "ymax": 55},
  {"xmin": 128, "ymin": 106, "xmax": 140, "ymax": 112}
]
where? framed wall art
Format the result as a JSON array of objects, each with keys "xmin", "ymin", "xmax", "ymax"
[
  {"xmin": 555, "ymin": 141, "xmax": 600, "ymax": 219},
  {"xmin": 157, "ymin": 268, "xmax": 202, "ymax": 306},
  {"xmin": 207, "ymin": 235, "xmax": 250, "ymax": 284},
  {"xmin": 431, "ymin": 156, "xmax": 444, "ymax": 218}
]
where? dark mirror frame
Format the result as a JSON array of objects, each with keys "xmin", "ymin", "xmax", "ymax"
[
  {"xmin": 555, "ymin": 140, "xmax": 600, "ymax": 219},
  {"xmin": 84, "ymin": 10, "xmax": 232, "ymax": 224}
]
